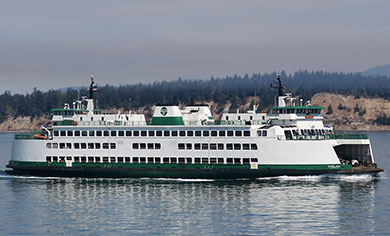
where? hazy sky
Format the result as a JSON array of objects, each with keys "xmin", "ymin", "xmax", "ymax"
[{"xmin": 0, "ymin": 0, "xmax": 389, "ymax": 93}]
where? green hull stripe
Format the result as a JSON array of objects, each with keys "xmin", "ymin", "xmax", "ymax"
[
  {"xmin": 8, "ymin": 161, "xmax": 351, "ymax": 171},
  {"xmin": 150, "ymin": 117, "xmax": 184, "ymax": 125}
]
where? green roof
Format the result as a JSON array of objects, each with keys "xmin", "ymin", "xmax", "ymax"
[{"xmin": 270, "ymin": 106, "xmax": 324, "ymax": 110}]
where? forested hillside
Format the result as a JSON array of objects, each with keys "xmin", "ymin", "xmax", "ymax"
[{"xmin": 1, "ymin": 71, "xmax": 390, "ymax": 123}]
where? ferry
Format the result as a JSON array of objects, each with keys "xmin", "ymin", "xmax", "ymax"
[{"xmin": 6, "ymin": 76, "xmax": 383, "ymax": 178}]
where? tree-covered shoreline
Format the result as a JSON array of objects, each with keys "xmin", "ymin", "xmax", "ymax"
[{"xmin": 1, "ymin": 71, "xmax": 390, "ymax": 122}]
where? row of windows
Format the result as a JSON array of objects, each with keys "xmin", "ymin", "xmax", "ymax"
[
  {"xmin": 178, "ymin": 143, "xmax": 258, "ymax": 150},
  {"xmin": 46, "ymin": 142, "xmax": 116, "ymax": 150},
  {"xmin": 46, "ymin": 156, "xmax": 259, "ymax": 164},
  {"xmin": 53, "ymin": 129, "xmax": 251, "ymax": 138},
  {"xmin": 132, "ymin": 143, "xmax": 161, "ymax": 150}
]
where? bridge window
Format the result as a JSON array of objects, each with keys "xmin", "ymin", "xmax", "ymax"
[
  {"xmin": 126, "ymin": 131, "xmax": 132, "ymax": 136},
  {"xmin": 227, "ymin": 131, "xmax": 233, "ymax": 137},
  {"xmin": 74, "ymin": 131, "xmax": 80, "ymax": 136},
  {"xmin": 111, "ymin": 130, "xmax": 117, "ymax": 136},
  {"xmin": 244, "ymin": 131, "xmax": 250, "ymax": 136},
  {"xmin": 163, "ymin": 130, "xmax": 170, "ymax": 136},
  {"xmin": 235, "ymin": 130, "xmax": 242, "ymax": 137},
  {"xmin": 203, "ymin": 131, "xmax": 209, "ymax": 137},
  {"xmin": 118, "ymin": 131, "xmax": 124, "ymax": 136},
  {"xmin": 156, "ymin": 131, "xmax": 162, "ymax": 136},
  {"xmin": 82, "ymin": 131, "xmax": 87, "ymax": 136},
  {"xmin": 187, "ymin": 131, "xmax": 193, "ymax": 136},
  {"xmin": 104, "ymin": 131, "xmax": 109, "ymax": 136},
  {"xmin": 211, "ymin": 131, "xmax": 217, "ymax": 137},
  {"xmin": 67, "ymin": 130, "xmax": 73, "ymax": 136},
  {"xmin": 89, "ymin": 130, "xmax": 95, "ymax": 136},
  {"xmin": 96, "ymin": 130, "xmax": 102, "ymax": 136},
  {"xmin": 195, "ymin": 131, "xmax": 201, "ymax": 137},
  {"xmin": 179, "ymin": 131, "xmax": 186, "ymax": 137},
  {"xmin": 141, "ymin": 131, "xmax": 147, "ymax": 137},
  {"xmin": 219, "ymin": 131, "xmax": 226, "ymax": 137},
  {"xmin": 133, "ymin": 131, "xmax": 139, "ymax": 136},
  {"xmin": 60, "ymin": 130, "xmax": 66, "ymax": 136},
  {"xmin": 171, "ymin": 130, "xmax": 178, "ymax": 136}
]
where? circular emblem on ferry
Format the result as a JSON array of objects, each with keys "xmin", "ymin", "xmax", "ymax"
[{"xmin": 161, "ymin": 107, "xmax": 168, "ymax": 116}]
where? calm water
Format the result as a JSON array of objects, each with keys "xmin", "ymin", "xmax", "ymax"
[{"xmin": 0, "ymin": 132, "xmax": 389, "ymax": 235}]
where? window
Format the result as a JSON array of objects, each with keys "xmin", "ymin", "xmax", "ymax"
[
  {"xmin": 187, "ymin": 131, "xmax": 193, "ymax": 137},
  {"xmin": 82, "ymin": 131, "xmax": 88, "ymax": 137},
  {"xmin": 95, "ymin": 143, "xmax": 101, "ymax": 149},
  {"xmin": 155, "ymin": 143, "xmax": 161, "ymax": 149},
  {"xmin": 104, "ymin": 131, "xmax": 109, "ymax": 136},
  {"xmin": 243, "ymin": 143, "xmax": 250, "ymax": 150},
  {"xmin": 46, "ymin": 143, "xmax": 52, "ymax": 149},
  {"xmin": 81, "ymin": 156, "xmax": 86, "ymax": 163},
  {"xmin": 235, "ymin": 130, "xmax": 242, "ymax": 137},
  {"xmin": 67, "ymin": 130, "xmax": 73, "ymax": 136},
  {"xmin": 126, "ymin": 131, "xmax": 132, "ymax": 136},
  {"xmin": 163, "ymin": 157, "xmax": 169, "ymax": 164},
  {"xmin": 210, "ymin": 158, "xmax": 216, "ymax": 164},
  {"xmin": 178, "ymin": 157, "xmax": 185, "ymax": 164},
  {"xmin": 262, "ymin": 130, "xmax": 267, "ymax": 137},
  {"xmin": 74, "ymin": 156, "xmax": 80, "ymax": 163},
  {"xmin": 95, "ymin": 157, "xmax": 101, "ymax": 163},
  {"xmin": 52, "ymin": 143, "xmax": 58, "ymax": 149},
  {"xmin": 133, "ymin": 143, "xmax": 139, "ymax": 149},
  {"xmin": 66, "ymin": 156, "xmax": 72, "ymax": 161},
  {"xmin": 203, "ymin": 131, "xmax": 209, "ymax": 137},
  {"xmin": 89, "ymin": 130, "xmax": 95, "ymax": 136},
  {"xmin": 125, "ymin": 157, "xmax": 131, "ymax": 163},
  {"xmin": 251, "ymin": 158, "xmax": 258, "ymax": 162},
  {"xmin": 244, "ymin": 131, "xmax": 250, "ymax": 137},
  {"xmin": 118, "ymin": 131, "xmax": 124, "ymax": 136},
  {"xmin": 140, "ymin": 143, "xmax": 146, "ymax": 149},
  {"xmin": 46, "ymin": 156, "xmax": 51, "ymax": 162},
  {"xmin": 195, "ymin": 158, "xmax": 201, "ymax": 164},
  {"xmin": 234, "ymin": 158, "xmax": 241, "ymax": 164},
  {"xmin": 53, "ymin": 156, "xmax": 59, "ymax": 162},
  {"xmin": 210, "ymin": 143, "xmax": 217, "ymax": 150},
  {"xmin": 88, "ymin": 156, "xmax": 94, "ymax": 162},
  {"xmin": 147, "ymin": 157, "xmax": 154, "ymax": 163},
  {"xmin": 201, "ymin": 158, "xmax": 208, "ymax": 164},
  {"xmin": 141, "ymin": 131, "xmax": 147, "ymax": 137},
  {"xmin": 103, "ymin": 143, "xmax": 109, "ymax": 149},
  {"xmin": 201, "ymin": 143, "xmax": 208, "ymax": 150},
  {"xmin": 171, "ymin": 131, "xmax": 178, "ymax": 136},
  {"xmin": 118, "ymin": 157, "xmax": 124, "ymax": 163},
  {"xmin": 195, "ymin": 143, "xmax": 201, "ymax": 150},
  {"xmin": 140, "ymin": 157, "xmax": 146, "ymax": 163},
  {"xmin": 218, "ymin": 143, "xmax": 224, "ymax": 150},
  {"xmin": 186, "ymin": 158, "xmax": 192, "ymax": 164},
  {"xmin": 148, "ymin": 130, "xmax": 155, "ymax": 137},
  {"xmin": 60, "ymin": 143, "xmax": 65, "ymax": 149},
  {"xmin": 54, "ymin": 130, "xmax": 59, "ymax": 136},
  {"xmin": 164, "ymin": 130, "xmax": 170, "ymax": 137},
  {"xmin": 88, "ymin": 143, "xmax": 94, "ymax": 149},
  {"xmin": 155, "ymin": 157, "xmax": 161, "ymax": 163},
  {"xmin": 156, "ymin": 131, "xmax": 162, "ymax": 136},
  {"xmin": 60, "ymin": 130, "xmax": 66, "ymax": 136},
  {"xmin": 234, "ymin": 143, "xmax": 241, "ymax": 150},
  {"xmin": 227, "ymin": 131, "xmax": 233, "ymax": 137},
  {"xmin": 111, "ymin": 130, "xmax": 117, "ymax": 137},
  {"xmin": 211, "ymin": 131, "xmax": 217, "ymax": 137},
  {"xmin": 74, "ymin": 143, "xmax": 80, "ymax": 149},
  {"xmin": 179, "ymin": 130, "xmax": 186, "ymax": 137},
  {"xmin": 227, "ymin": 144, "xmax": 233, "ymax": 150},
  {"xmin": 219, "ymin": 130, "xmax": 225, "ymax": 137},
  {"xmin": 74, "ymin": 131, "xmax": 80, "ymax": 136},
  {"xmin": 195, "ymin": 131, "xmax": 201, "ymax": 137},
  {"xmin": 81, "ymin": 143, "xmax": 87, "ymax": 149},
  {"xmin": 243, "ymin": 158, "xmax": 250, "ymax": 164},
  {"xmin": 103, "ymin": 157, "xmax": 109, "ymax": 163},
  {"xmin": 96, "ymin": 130, "xmax": 102, "ymax": 136},
  {"xmin": 133, "ymin": 131, "xmax": 139, "ymax": 136},
  {"xmin": 186, "ymin": 143, "xmax": 192, "ymax": 150},
  {"xmin": 148, "ymin": 143, "xmax": 154, "ymax": 149},
  {"xmin": 110, "ymin": 143, "xmax": 116, "ymax": 149},
  {"xmin": 133, "ymin": 157, "xmax": 139, "ymax": 163},
  {"xmin": 218, "ymin": 158, "xmax": 224, "ymax": 164},
  {"xmin": 178, "ymin": 143, "xmax": 185, "ymax": 150},
  {"xmin": 251, "ymin": 144, "xmax": 258, "ymax": 150}
]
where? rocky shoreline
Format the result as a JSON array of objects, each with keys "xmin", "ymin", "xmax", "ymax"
[{"xmin": 1, "ymin": 93, "xmax": 390, "ymax": 132}]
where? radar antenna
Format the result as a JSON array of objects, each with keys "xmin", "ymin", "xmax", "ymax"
[
  {"xmin": 270, "ymin": 74, "xmax": 285, "ymax": 96},
  {"xmin": 88, "ymin": 75, "xmax": 98, "ymax": 99}
]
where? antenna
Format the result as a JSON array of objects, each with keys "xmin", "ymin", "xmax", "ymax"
[{"xmin": 270, "ymin": 73, "xmax": 285, "ymax": 96}]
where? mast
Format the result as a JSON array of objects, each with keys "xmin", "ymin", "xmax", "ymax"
[{"xmin": 270, "ymin": 74, "xmax": 284, "ymax": 96}]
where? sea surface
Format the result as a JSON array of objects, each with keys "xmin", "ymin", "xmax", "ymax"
[{"xmin": 0, "ymin": 132, "xmax": 389, "ymax": 235}]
